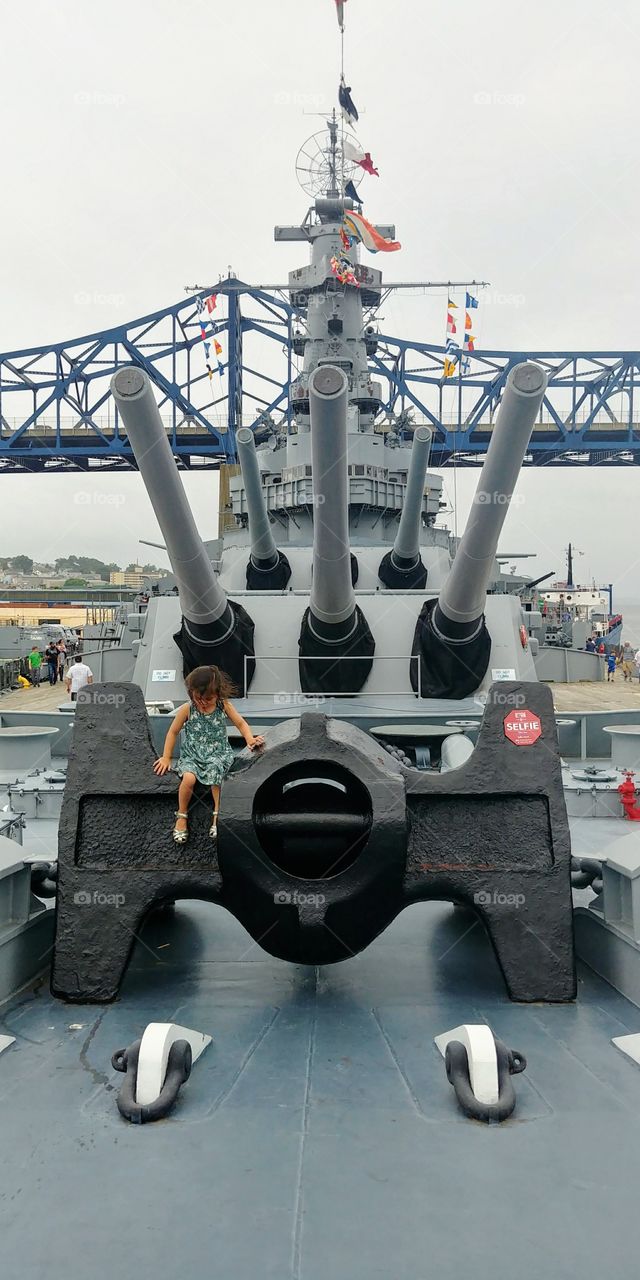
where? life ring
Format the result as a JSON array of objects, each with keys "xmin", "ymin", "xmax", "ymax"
[{"xmin": 519, "ymin": 625, "xmax": 528, "ymax": 649}]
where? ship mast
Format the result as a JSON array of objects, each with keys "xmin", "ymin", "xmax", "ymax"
[{"xmin": 326, "ymin": 110, "xmax": 340, "ymax": 199}]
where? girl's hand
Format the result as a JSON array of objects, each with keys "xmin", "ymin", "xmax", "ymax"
[
  {"xmin": 246, "ymin": 735, "xmax": 265, "ymax": 751},
  {"xmin": 153, "ymin": 756, "xmax": 172, "ymax": 775}
]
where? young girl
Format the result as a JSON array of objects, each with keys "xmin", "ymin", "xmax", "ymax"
[{"xmin": 153, "ymin": 665, "xmax": 264, "ymax": 843}]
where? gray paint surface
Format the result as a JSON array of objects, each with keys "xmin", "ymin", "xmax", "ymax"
[{"xmin": 1, "ymin": 903, "xmax": 640, "ymax": 1279}]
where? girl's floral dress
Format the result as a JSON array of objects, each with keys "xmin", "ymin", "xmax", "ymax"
[{"xmin": 177, "ymin": 702, "xmax": 234, "ymax": 785}]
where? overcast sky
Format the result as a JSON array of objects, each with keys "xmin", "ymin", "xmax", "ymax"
[{"xmin": 1, "ymin": 0, "xmax": 639, "ymax": 600}]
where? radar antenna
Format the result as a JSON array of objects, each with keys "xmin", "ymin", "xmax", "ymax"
[{"xmin": 295, "ymin": 110, "xmax": 358, "ymax": 198}]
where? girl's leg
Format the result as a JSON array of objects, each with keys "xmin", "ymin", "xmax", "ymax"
[
  {"xmin": 176, "ymin": 773, "xmax": 196, "ymax": 832},
  {"xmin": 210, "ymin": 784, "xmax": 221, "ymax": 834}
]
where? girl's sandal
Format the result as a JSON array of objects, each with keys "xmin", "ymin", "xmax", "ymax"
[
  {"xmin": 173, "ymin": 812, "xmax": 189, "ymax": 844},
  {"xmin": 209, "ymin": 813, "xmax": 218, "ymax": 840}
]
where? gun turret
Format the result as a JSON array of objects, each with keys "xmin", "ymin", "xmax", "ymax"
[
  {"xmin": 111, "ymin": 367, "xmax": 255, "ymax": 689},
  {"xmin": 236, "ymin": 427, "xmax": 291, "ymax": 589},
  {"xmin": 411, "ymin": 361, "xmax": 548, "ymax": 698},
  {"xmin": 515, "ymin": 570, "xmax": 556, "ymax": 595},
  {"xmin": 298, "ymin": 366, "xmax": 375, "ymax": 694},
  {"xmin": 378, "ymin": 425, "xmax": 432, "ymax": 589}
]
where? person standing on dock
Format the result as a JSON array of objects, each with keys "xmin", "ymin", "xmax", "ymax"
[
  {"xmin": 607, "ymin": 651, "xmax": 617, "ymax": 682},
  {"xmin": 621, "ymin": 642, "xmax": 635, "ymax": 680},
  {"xmin": 27, "ymin": 645, "xmax": 42, "ymax": 686},
  {"xmin": 44, "ymin": 641, "xmax": 59, "ymax": 686},
  {"xmin": 56, "ymin": 638, "xmax": 67, "ymax": 682},
  {"xmin": 66, "ymin": 654, "xmax": 93, "ymax": 701}
]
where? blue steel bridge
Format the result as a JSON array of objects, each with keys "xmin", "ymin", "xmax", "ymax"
[{"xmin": 1, "ymin": 280, "xmax": 639, "ymax": 472}]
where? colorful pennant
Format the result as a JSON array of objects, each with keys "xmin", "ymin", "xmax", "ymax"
[
  {"xmin": 195, "ymin": 294, "xmax": 224, "ymax": 385},
  {"xmin": 342, "ymin": 210, "xmax": 401, "ymax": 253},
  {"xmin": 466, "ymin": 292, "xmax": 479, "ymax": 309}
]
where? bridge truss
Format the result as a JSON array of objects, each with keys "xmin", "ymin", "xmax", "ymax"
[{"xmin": 1, "ymin": 279, "xmax": 639, "ymax": 471}]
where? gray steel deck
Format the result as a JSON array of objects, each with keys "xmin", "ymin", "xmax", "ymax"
[{"xmin": 1, "ymin": 900, "xmax": 640, "ymax": 1279}]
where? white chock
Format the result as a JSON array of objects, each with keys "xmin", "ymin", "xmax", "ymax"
[
  {"xmin": 135, "ymin": 1022, "xmax": 212, "ymax": 1107},
  {"xmin": 434, "ymin": 1023, "xmax": 500, "ymax": 1105}
]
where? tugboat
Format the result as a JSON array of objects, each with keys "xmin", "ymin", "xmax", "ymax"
[{"xmin": 537, "ymin": 543, "xmax": 623, "ymax": 651}]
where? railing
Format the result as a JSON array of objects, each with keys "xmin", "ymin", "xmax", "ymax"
[{"xmin": 2, "ymin": 411, "xmax": 640, "ymax": 436}]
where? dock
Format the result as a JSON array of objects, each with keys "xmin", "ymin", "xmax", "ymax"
[
  {"xmin": 550, "ymin": 680, "xmax": 640, "ymax": 712},
  {"xmin": 2, "ymin": 676, "xmax": 640, "ymax": 715},
  {"xmin": 0, "ymin": 680, "xmax": 68, "ymax": 712}
]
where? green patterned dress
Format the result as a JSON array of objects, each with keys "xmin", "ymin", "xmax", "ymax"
[{"xmin": 177, "ymin": 701, "xmax": 235, "ymax": 786}]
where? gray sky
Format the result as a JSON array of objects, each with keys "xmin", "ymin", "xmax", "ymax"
[{"xmin": 1, "ymin": 0, "xmax": 639, "ymax": 598}]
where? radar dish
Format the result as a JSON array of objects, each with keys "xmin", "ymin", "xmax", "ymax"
[{"xmin": 295, "ymin": 128, "xmax": 360, "ymax": 198}]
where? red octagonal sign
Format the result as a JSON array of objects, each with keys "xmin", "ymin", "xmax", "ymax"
[{"xmin": 503, "ymin": 708, "xmax": 542, "ymax": 746}]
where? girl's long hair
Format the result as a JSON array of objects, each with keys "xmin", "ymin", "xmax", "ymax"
[{"xmin": 185, "ymin": 665, "xmax": 236, "ymax": 705}]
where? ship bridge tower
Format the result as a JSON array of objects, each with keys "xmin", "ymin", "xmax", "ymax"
[
  {"xmin": 275, "ymin": 112, "xmax": 390, "ymax": 431},
  {"xmin": 225, "ymin": 115, "xmax": 443, "ymax": 562}
]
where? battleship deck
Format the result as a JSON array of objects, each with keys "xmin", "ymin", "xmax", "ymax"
[{"xmin": 1, "ymin": 901, "xmax": 639, "ymax": 1279}]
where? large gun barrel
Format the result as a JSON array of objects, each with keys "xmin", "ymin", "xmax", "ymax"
[
  {"xmin": 393, "ymin": 426, "xmax": 432, "ymax": 561},
  {"xmin": 308, "ymin": 366, "xmax": 356, "ymax": 635},
  {"xmin": 436, "ymin": 362, "xmax": 547, "ymax": 636},
  {"xmin": 236, "ymin": 428, "xmax": 279, "ymax": 567},
  {"xmin": 298, "ymin": 365, "xmax": 374, "ymax": 693},
  {"xmin": 411, "ymin": 361, "xmax": 547, "ymax": 699},
  {"xmin": 379, "ymin": 426, "xmax": 431, "ymax": 589},
  {"xmin": 111, "ymin": 368, "xmax": 232, "ymax": 632},
  {"xmin": 111, "ymin": 367, "xmax": 255, "ymax": 686},
  {"xmin": 236, "ymin": 427, "xmax": 291, "ymax": 589}
]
